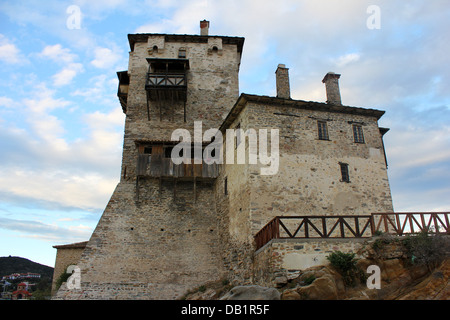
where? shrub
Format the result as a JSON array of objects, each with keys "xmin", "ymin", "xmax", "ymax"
[
  {"xmin": 303, "ymin": 274, "xmax": 316, "ymax": 285},
  {"xmin": 326, "ymin": 251, "xmax": 364, "ymax": 287},
  {"xmin": 402, "ymin": 231, "xmax": 450, "ymax": 272}
]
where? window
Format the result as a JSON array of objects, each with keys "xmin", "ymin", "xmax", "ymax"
[
  {"xmin": 340, "ymin": 163, "xmax": 350, "ymax": 183},
  {"xmin": 318, "ymin": 121, "xmax": 329, "ymax": 140},
  {"xmin": 353, "ymin": 124, "xmax": 365, "ymax": 143},
  {"xmin": 143, "ymin": 146, "xmax": 152, "ymax": 154},
  {"xmin": 178, "ymin": 48, "xmax": 186, "ymax": 58},
  {"xmin": 164, "ymin": 146, "xmax": 173, "ymax": 158},
  {"xmin": 235, "ymin": 123, "xmax": 241, "ymax": 148}
]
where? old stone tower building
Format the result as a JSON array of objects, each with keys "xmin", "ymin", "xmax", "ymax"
[{"xmin": 53, "ymin": 21, "xmax": 393, "ymax": 299}]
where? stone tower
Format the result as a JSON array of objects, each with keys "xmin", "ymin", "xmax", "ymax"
[
  {"xmin": 72, "ymin": 22, "xmax": 245, "ymax": 299},
  {"xmin": 54, "ymin": 21, "xmax": 395, "ymax": 300}
]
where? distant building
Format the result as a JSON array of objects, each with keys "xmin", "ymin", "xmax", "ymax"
[
  {"xmin": 12, "ymin": 282, "xmax": 32, "ymax": 300},
  {"xmin": 2, "ymin": 272, "xmax": 41, "ymax": 281}
]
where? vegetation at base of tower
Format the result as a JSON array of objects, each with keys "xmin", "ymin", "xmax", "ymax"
[
  {"xmin": 370, "ymin": 231, "xmax": 450, "ymax": 272},
  {"xmin": 402, "ymin": 231, "xmax": 450, "ymax": 272},
  {"xmin": 326, "ymin": 251, "xmax": 365, "ymax": 287}
]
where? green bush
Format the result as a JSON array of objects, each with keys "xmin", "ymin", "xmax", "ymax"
[
  {"xmin": 402, "ymin": 231, "xmax": 449, "ymax": 272},
  {"xmin": 326, "ymin": 251, "xmax": 364, "ymax": 287}
]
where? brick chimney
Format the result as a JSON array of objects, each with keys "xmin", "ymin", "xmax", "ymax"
[
  {"xmin": 200, "ymin": 20, "xmax": 210, "ymax": 36},
  {"xmin": 275, "ymin": 64, "xmax": 290, "ymax": 99},
  {"xmin": 322, "ymin": 72, "xmax": 342, "ymax": 105}
]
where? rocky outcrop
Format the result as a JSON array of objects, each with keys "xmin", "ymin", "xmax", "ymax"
[
  {"xmin": 183, "ymin": 236, "xmax": 449, "ymax": 300},
  {"xmin": 220, "ymin": 285, "xmax": 280, "ymax": 300}
]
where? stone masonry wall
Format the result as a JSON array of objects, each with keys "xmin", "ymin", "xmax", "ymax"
[
  {"xmin": 245, "ymin": 101, "xmax": 393, "ymax": 235},
  {"xmin": 253, "ymin": 238, "xmax": 366, "ymax": 287}
]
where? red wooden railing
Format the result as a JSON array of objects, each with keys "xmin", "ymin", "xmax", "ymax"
[{"xmin": 254, "ymin": 212, "xmax": 450, "ymax": 250}]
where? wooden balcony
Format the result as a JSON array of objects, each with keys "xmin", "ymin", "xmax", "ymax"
[
  {"xmin": 136, "ymin": 154, "xmax": 219, "ymax": 179},
  {"xmin": 145, "ymin": 58, "xmax": 189, "ymax": 102},
  {"xmin": 145, "ymin": 72, "xmax": 187, "ymax": 101}
]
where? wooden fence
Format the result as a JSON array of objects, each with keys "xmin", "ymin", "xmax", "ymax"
[{"xmin": 254, "ymin": 212, "xmax": 450, "ymax": 250}]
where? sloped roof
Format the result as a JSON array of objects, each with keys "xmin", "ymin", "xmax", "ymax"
[{"xmin": 219, "ymin": 93, "xmax": 386, "ymax": 132}]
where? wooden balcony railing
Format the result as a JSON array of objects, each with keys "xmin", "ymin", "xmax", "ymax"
[
  {"xmin": 136, "ymin": 154, "xmax": 219, "ymax": 179},
  {"xmin": 146, "ymin": 73, "xmax": 186, "ymax": 88},
  {"xmin": 254, "ymin": 212, "xmax": 450, "ymax": 250}
]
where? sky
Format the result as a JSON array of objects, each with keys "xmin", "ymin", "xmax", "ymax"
[{"xmin": 0, "ymin": 0, "xmax": 449, "ymax": 268}]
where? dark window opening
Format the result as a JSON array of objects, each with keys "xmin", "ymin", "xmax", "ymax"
[
  {"xmin": 178, "ymin": 48, "xmax": 186, "ymax": 58},
  {"xmin": 164, "ymin": 146, "xmax": 173, "ymax": 158},
  {"xmin": 353, "ymin": 124, "xmax": 365, "ymax": 143},
  {"xmin": 143, "ymin": 147, "xmax": 152, "ymax": 154},
  {"xmin": 340, "ymin": 163, "xmax": 350, "ymax": 183},
  {"xmin": 318, "ymin": 121, "xmax": 329, "ymax": 140},
  {"xmin": 224, "ymin": 177, "xmax": 228, "ymax": 195}
]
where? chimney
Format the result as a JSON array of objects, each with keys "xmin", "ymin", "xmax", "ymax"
[
  {"xmin": 200, "ymin": 20, "xmax": 209, "ymax": 36},
  {"xmin": 322, "ymin": 72, "xmax": 342, "ymax": 105},
  {"xmin": 275, "ymin": 64, "xmax": 290, "ymax": 99}
]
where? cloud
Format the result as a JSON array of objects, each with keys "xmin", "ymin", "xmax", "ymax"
[
  {"xmin": 39, "ymin": 44, "xmax": 84, "ymax": 86},
  {"xmin": 0, "ymin": 34, "xmax": 26, "ymax": 64},
  {"xmin": 52, "ymin": 62, "xmax": 84, "ymax": 86},
  {"xmin": 72, "ymin": 74, "xmax": 119, "ymax": 106},
  {"xmin": 0, "ymin": 77, "xmax": 124, "ymax": 212},
  {"xmin": 40, "ymin": 44, "xmax": 77, "ymax": 63},
  {"xmin": 0, "ymin": 216, "xmax": 93, "ymax": 243},
  {"xmin": 333, "ymin": 53, "xmax": 361, "ymax": 68},
  {"xmin": 91, "ymin": 47, "xmax": 121, "ymax": 69},
  {"xmin": 0, "ymin": 96, "xmax": 15, "ymax": 108}
]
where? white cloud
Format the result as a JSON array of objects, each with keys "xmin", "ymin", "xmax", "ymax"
[
  {"xmin": 40, "ymin": 44, "xmax": 77, "ymax": 63},
  {"xmin": 334, "ymin": 53, "xmax": 361, "ymax": 68},
  {"xmin": 0, "ymin": 96, "xmax": 15, "ymax": 108},
  {"xmin": 0, "ymin": 216, "xmax": 93, "ymax": 244},
  {"xmin": 39, "ymin": 44, "xmax": 84, "ymax": 86},
  {"xmin": 91, "ymin": 47, "xmax": 121, "ymax": 69},
  {"xmin": 72, "ymin": 74, "xmax": 118, "ymax": 106},
  {"xmin": 52, "ymin": 62, "xmax": 84, "ymax": 86},
  {"xmin": 0, "ymin": 34, "xmax": 25, "ymax": 64},
  {"xmin": 23, "ymin": 83, "xmax": 70, "ymax": 113}
]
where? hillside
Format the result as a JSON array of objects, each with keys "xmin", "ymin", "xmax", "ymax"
[{"xmin": 0, "ymin": 256, "xmax": 54, "ymax": 279}]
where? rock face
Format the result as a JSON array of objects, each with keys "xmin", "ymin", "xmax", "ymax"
[
  {"xmin": 220, "ymin": 286, "xmax": 281, "ymax": 300},
  {"xmin": 398, "ymin": 259, "xmax": 450, "ymax": 300},
  {"xmin": 183, "ymin": 237, "xmax": 449, "ymax": 300},
  {"xmin": 280, "ymin": 266, "xmax": 346, "ymax": 300}
]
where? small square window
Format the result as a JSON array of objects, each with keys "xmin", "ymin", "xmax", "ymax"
[
  {"xmin": 178, "ymin": 48, "xmax": 186, "ymax": 58},
  {"xmin": 353, "ymin": 125, "xmax": 365, "ymax": 143},
  {"xmin": 318, "ymin": 121, "xmax": 329, "ymax": 140},
  {"xmin": 340, "ymin": 163, "xmax": 350, "ymax": 183},
  {"xmin": 143, "ymin": 146, "xmax": 152, "ymax": 154}
]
